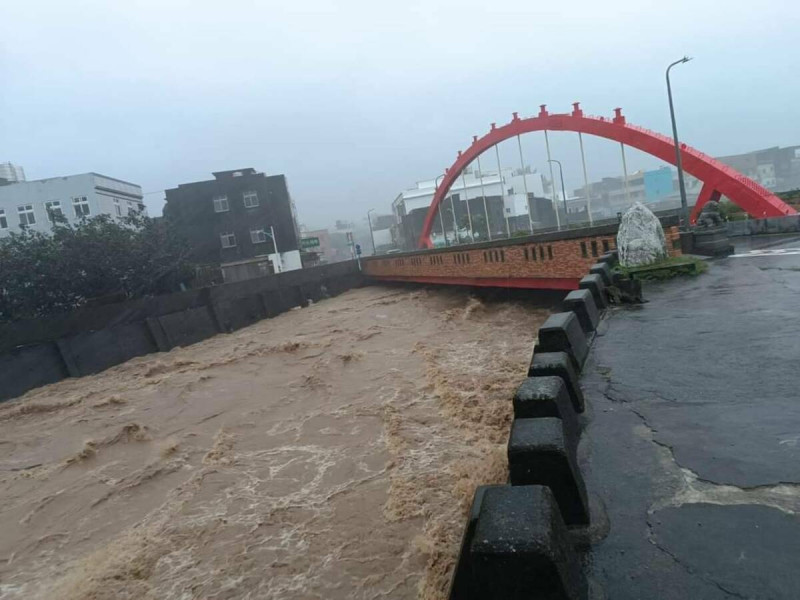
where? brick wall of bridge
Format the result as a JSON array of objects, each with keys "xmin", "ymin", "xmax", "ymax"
[{"xmin": 363, "ymin": 225, "xmax": 681, "ymax": 284}]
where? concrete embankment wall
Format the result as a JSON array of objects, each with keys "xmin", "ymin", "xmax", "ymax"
[
  {"xmin": 727, "ymin": 214, "xmax": 800, "ymax": 236},
  {"xmin": 0, "ymin": 261, "xmax": 364, "ymax": 402}
]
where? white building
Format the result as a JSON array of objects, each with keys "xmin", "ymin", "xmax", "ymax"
[
  {"xmin": 0, "ymin": 162, "xmax": 26, "ymax": 183},
  {"xmin": 0, "ymin": 172, "xmax": 146, "ymax": 238},
  {"xmin": 394, "ymin": 167, "xmax": 545, "ymax": 216},
  {"xmin": 392, "ymin": 167, "xmax": 548, "ymax": 246}
]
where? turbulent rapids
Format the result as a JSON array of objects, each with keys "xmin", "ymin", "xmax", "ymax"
[{"xmin": 0, "ymin": 286, "xmax": 548, "ymax": 600}]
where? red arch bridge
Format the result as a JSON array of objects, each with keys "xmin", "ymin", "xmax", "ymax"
[{"xmin": 418, "ymin": 103, "xmax": 795, "ymax": 249}]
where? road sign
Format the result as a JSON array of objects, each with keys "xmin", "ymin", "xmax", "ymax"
[{"xmin": 300, "ymin": 237, "xmax": 320, "ymax": 249}]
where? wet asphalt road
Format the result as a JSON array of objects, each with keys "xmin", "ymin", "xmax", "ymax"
[{"xmin": 579, "ymin": 235, "xmax": 800, "ymax": 599}]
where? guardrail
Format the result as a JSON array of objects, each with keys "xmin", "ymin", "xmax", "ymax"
[{"xmin": 726, "ymin": 214, "xmax": 800, "ymax": 237}]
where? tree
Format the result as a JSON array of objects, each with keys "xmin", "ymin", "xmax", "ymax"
[{"xmin": 0, "ymin": 215, "xmax": 193, "ymax": 322}]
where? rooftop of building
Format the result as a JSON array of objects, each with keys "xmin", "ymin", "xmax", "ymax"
[{"xmin": 0, "ymin": 172, "xmax": 142, "ymax": 188}]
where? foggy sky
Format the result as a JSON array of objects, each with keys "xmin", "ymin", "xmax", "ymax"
[{"xmin": 2, "ymin": 0, "xmax": 798, "ymax": 229}]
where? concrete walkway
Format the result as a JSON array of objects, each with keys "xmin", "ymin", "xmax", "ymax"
[{"xmin": 581, "ymin": 235, "xmax": 800, "ymax": 599}]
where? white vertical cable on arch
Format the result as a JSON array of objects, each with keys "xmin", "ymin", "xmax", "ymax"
[{"xmin": 544, "ymin": 130, "xmax": 561, "ymax": 230}]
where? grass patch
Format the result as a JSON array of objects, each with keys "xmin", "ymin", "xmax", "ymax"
[{"xmin": 615, "ymin": 256, "xmax": 708, "ymax": 281}]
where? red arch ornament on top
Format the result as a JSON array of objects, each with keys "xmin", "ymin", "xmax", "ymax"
[{"xmin": 418, "ymin": 104, "xmax": 796, "ymax": 248}]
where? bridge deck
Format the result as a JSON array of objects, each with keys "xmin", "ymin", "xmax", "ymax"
[{"xmin": 364, "ymin": 217, "xmax": 681, "ymax": 290}]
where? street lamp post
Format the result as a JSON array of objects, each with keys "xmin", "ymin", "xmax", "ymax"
[
  {"xmin": 666, "ymin": 56, "xmax": 693, "ymax": 228},
  {"xmin": 367, "ymin": 208, "xmax": 377, "ymax": 255},
  {"xmin": 265, "ymin": 225, "xmax": 281, "ymax": 273},
  {"xmin": 547, "ymin": 159, "xmax": 570, "ymax": 228}
]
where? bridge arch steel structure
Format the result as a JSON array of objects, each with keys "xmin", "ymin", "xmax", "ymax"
[{"xmin": 419, "ymin": 104, "xmax": 796, "ymax": 248}]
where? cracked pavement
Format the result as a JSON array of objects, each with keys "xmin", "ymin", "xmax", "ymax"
[{"xmin": 578, "ymin": 235, "xmax": 800, "ymax": 599}]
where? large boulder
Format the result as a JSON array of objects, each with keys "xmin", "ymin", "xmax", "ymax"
[{"xmin": 617, "ymin": 202, "xmax": 668, "ymax": 267}]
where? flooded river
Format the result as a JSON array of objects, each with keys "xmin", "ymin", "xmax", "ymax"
[{"xmin": 0, "ymin": 286, "xmax": 548, "ymax": 599}]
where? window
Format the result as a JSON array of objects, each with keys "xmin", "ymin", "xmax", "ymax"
[
  {"xmin": 591, "ymin": 241, "xmax": 598, "ymax": 257},
  {"xmin": 580, "ymin": 242, "xmax": 588, "ymax": 258},
  {"xmin": 548, "ymin": 245, "xmax": 554, "ymax": 259},
  {"xmin": 539, "ymin": 246, "xmax": 545, "ymax": 261},
  {"xmin": 127, "ymin": 201, "xmax": 138, "ymax": 217},
  {"xmin": 213, "ymin": 195, "xmax": 229, "ymax": 213},
  {"xmin": 602, "ymin": 239, "xmax": 610, "ymax": 253},
  {"xmin": 18, "ymin": 204, "xmax": 36, "ymax": 226},
  {"xmin": 220, "ymin": 232, "xmax": 237, "ymax": 248},
  {"xmin": 0, "ymin": 209, "xmax": 6, "ymax": 229},
  {"xmin": 250, "ymin": 229, "xmax": 267, "ymax": 244},
  {"xmin": 72, "ymin": 196, "xmax": 90, "ymax": 217},
  {"xmin": 113, "ymin": 198, "xmax": 122, "ymax": 217},
  {"xmin": 243, "ymin": 191, "xmax": 259, "ymax": 208},
  {"xmin": 500, "ymin": 250, "xmax": 505, "ymax": 262},
  {"xmin": 45, "ymin": 201, "xmax": 63, "ymax": 222}
]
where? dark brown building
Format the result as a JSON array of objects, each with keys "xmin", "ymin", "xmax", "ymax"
[{"xmin": 164, "ymin": 168, "xmax": 300, "ymax": 267}]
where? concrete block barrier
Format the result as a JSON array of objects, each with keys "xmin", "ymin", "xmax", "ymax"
[
  {"xmin": 448, "ymin": 485, "xmax": 497, "ymax": 600},
  {"xmin": 469, "ymin": 485, "xmax": 585, "ymax": 600},
  {"xmin": 508, "ymin": 418, "xmax": 590, "ymax": 527},
  {"xmin": 599, "ymin": 250, "xmax": 619, "ymax": 266},
  {"xmin": 513, "ymin": 376, "xmax": 579, "ymax": 439},
  {"xmin": 561, "ymin": 289, "xmax": 599, "ymax": 335},
  {"xmin": 528, "ymin": 352, "xmax": 585, "ymax": 413},
  {"xmin": 589, "ymin": 262, "xmax": 613, "ymax": 286},
  {"xmin": 609, "ymin": 275, "xmax": 643, "ymax": 304},
  {"xmin": 578, "ymin": 274, "xmax": 607, "ymax": 309},
  {"xmin": 535, "ymin": 312, "xmax": 589, "ymax": 372}
]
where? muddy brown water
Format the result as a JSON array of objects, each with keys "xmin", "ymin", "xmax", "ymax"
[{"xmin": 0, "ymin": 286, "xmax": 548, "ymax": 599}]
